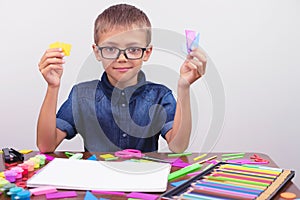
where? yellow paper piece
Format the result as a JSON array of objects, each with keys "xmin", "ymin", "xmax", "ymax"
[
  {"xmin": 100, "ymin": 154, "xmax": 115, "ymax": 159},
  {"xmin": 19, "ymin": 149, "xmax": 33, "ymax": 154},
  {"xmin": 49, "ymin": 41, "xmax": 72, "ymax": 56}
]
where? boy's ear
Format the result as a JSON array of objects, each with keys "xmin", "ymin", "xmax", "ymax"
[
  {"xmin": 92, "ymin": 44, "xmax": 102, "ymax": 61},
  {"xmin": 143, "ymin": 45, "xmax": 153, "ymax": 62}
]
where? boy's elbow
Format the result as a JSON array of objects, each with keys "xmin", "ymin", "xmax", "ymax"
[
  {"xmin": 171, "ymin": 149, "xmax": 185, "ymax": 154},
  {"xmin": 168, "ymin": 143, "xmax": 188, "ymax": 154},
  {"xmin": 167, "ymin": 136, "xmax": 189, "ymax": 153},
  {"xmin": 37, "ymin": 142, "xmax": 56, "ymax": 153}
]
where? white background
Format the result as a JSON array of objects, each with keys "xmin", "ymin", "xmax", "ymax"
[{"xmin": 0, "ymin": 0, "xmax": 299, "ymax": 187}]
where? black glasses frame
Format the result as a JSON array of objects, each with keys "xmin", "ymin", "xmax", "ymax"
[{"xmin": 97, "ymin": 46, "xmax": 147, "ymax": 60}]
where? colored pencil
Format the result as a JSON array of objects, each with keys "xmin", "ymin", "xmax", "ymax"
[
  {"xmin": 198, "ymin": 179, "xmax": 265, "ymax": 191},
  {"xmin": 197, "ymin": 155, "xmax": 218, "ymax": 164},
  {"xmin": 242, "ymin": 164, "xmax": 283, "ymax": 172},
  {"xmin": 190, "ymin": 186, "xmax": 256, "ymax": 200},
  {"xmin": 219, "ymin": 166, "xmax": 280, "ymax": 176},
  {"xmin": 214, "ymin": 168, "xmax": 276, "ymax": 179},
  {"xmin": 204, "ymin": 178, "xmax": 267, "ymax": 190},
  {"xmin": 211, "ymin": 172, "xmax": 273, "ymax": 184},
  {"xmin": 181, "ymin": 191, "xmax": 228, "ymax": 200},
  {"xmin": 193, "ymin": 181, "xmax": 262, "ymax": 195},
  {"xmin": 220, "ymin": 164, "xmax": 281, "ymax": 175},
  {"xmin": 205, "ymin": 176, "xmax": 269, "ymax": 187}
]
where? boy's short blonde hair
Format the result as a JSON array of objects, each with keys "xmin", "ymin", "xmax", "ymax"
[{"xmin": 94, "ymin": 4, "xmax": 152, "ymax": 45}]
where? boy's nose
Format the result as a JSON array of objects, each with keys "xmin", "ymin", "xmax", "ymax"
[{"xmin": 117, "ymin": 52, "xmax": 127, "ymax": 61}]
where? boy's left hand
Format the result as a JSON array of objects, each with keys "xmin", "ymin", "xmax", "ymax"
[{"xmin": 180, "ymin": 48, "xmax": 207, "ymax": 86}]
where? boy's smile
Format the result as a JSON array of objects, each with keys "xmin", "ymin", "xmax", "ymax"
[
  {"xmin": 113, "ymin": 66, "xmax": 133, "ymax": 72},
  {"xmin": 93, "ymin": 27, "xmax": 152, "ymax": 89}
]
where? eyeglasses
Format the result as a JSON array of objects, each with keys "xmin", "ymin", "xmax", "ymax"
[{"xmin": 97, "ymin": 46, "xmax": 148, "ymax": 60}]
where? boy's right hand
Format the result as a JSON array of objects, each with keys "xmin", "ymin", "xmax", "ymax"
[{"xmin": 38, "ymin": 48, "xmax": 65, "ymax": 88}]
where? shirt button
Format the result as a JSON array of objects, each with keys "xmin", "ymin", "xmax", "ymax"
[
  {"xmin": 121, "ymin": 92, "xmax": 125, "ymax": 96},
  {"xmin": 122, "ymin": 133, "xmax": 127, "ymax": 137},
  {"xmin": 121, "ymin": 103, "xmax": 126, "ymax": 107}
]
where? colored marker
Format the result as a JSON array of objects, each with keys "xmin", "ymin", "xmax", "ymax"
[
  {"xmin": 222, "ymin": 155, "xmax": 245, "ymax": 161},
  {"xmin": 197, "ymin": 155, "xmax": 218, "ymax": 164},
  {"xmin": 222, "ymin": 153, "xmax": 245, "ymax": 157},
  {"xmin": 168, "ymin": 163, "xmax": 202, "ymax": 181},
  {"xmin": 193, "ymin": 153, "xmax": 207, "ymax": 161},
  {"xmin": 168, "ymin": 152, "xmax": 192, "ymax": 157}
]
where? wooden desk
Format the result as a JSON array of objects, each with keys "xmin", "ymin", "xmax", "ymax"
[{"xmin": 0, "ymin": 152, "xmax": 299, "ymax": 199}]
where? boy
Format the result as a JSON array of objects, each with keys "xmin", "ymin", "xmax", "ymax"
[{"xmin": 37, "ymin": 4, "xmax": 207, "ymax": 153}]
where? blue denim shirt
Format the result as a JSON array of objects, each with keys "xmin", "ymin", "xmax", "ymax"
[{"xmin": 56, "ymin": 71, "xmax": 176, "ymax": 152}]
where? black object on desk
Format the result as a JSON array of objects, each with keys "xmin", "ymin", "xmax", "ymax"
[{"xmin": 2, "ymin": 148, "xmax": 24, "ymax": 163}]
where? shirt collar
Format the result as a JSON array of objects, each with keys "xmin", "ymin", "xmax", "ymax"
[{"xmin": 100, "ymin": 71, "xmax": 147, "ymax": 105}]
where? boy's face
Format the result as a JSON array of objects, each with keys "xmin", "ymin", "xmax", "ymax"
[{"xmin": 92, "ymin": 27, "xmax": 152, "ymax": 88}]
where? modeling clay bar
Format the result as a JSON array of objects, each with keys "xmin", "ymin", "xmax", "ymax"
[{"xmin": 49, "ymin": 41, "xmax": 72, "ymax": 56}]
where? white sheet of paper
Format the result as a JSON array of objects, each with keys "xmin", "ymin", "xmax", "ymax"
[{"xmin": 27, "ymin": 158, "xmax": 171, "ymax": 192}]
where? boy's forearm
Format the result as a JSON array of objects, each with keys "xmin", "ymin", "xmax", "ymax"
[
  {"xmin": 168, "ymin": 81, "xmax": 192, "ymax": 153},
  {"xmin": 37, "ymin": 86, "xmax": 60, "ymax": 152}
]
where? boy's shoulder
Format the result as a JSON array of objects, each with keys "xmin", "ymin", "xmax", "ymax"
[
  {"xmin": 139, "ymin": 81, "xmax": 174, "ymax": 102},
  {"xmin": 142, "ymin": 81, "xmax": 173, "ymax": 100},
  {"xmin": 72, "ymin": 80, "xmax": 102, "ymax": 99},
  {"xmin": 74, "ymin": 79, "xmax": 100, "ymax": 89}
]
